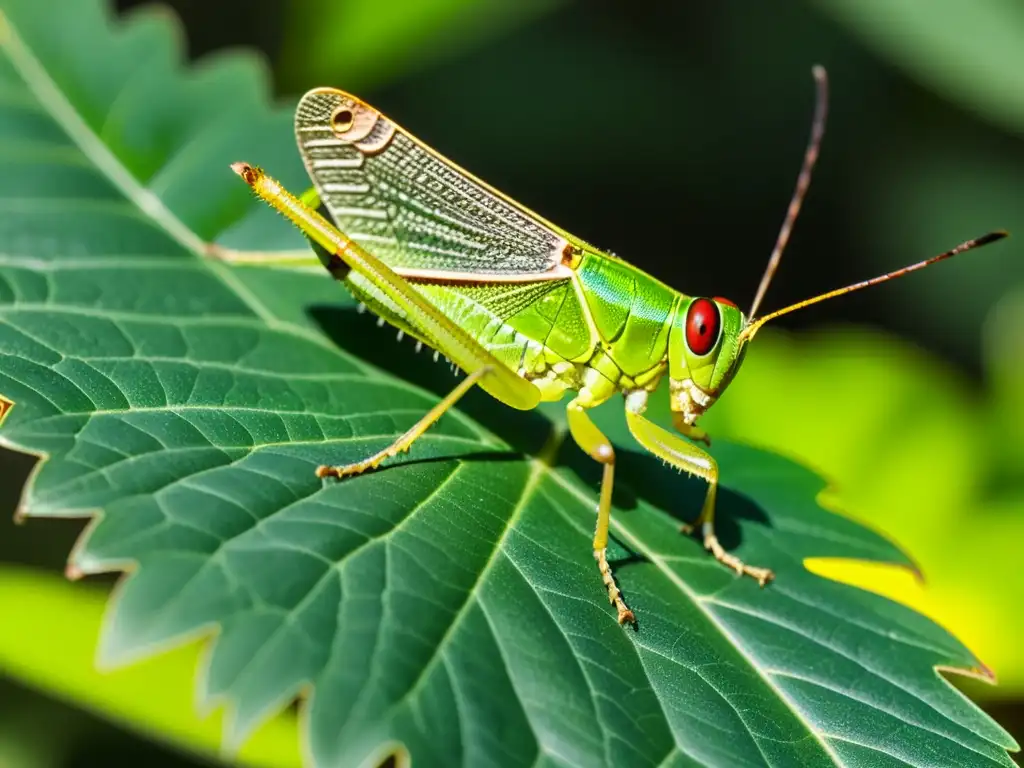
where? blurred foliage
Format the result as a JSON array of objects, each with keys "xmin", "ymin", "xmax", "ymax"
[
  {"xmin": 986, "ymin": 290, "xmax": 1024, "ymax": 479},
  {"xmin": 277, "ymin": 0, "xmax": 566, "ymax": 93},
  {"xmin": 0, "ymin": 565, "xmax": 302, "ymax": 767},
  {"xmin": 814, "ymin": 0, "xmax": 1024, "ymax": 139},
  {"xmin": 0, "ymin": 0, "xmax": 1022, "ymax": 764},
  {"xmin": 854, "ymin": 140, "xmax": 1021, "ymax": 384}
]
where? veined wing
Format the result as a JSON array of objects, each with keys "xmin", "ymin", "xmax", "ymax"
[{"xmin": 294, "ymin": 87, "xmax": 592, "ymax": 282}]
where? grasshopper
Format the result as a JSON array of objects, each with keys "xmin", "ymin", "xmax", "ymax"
[{"xmin": 229, "ymin": 67, "xmax": 1005, "ymax": 625}]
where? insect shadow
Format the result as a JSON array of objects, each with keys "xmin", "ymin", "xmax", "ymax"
[
  {"xmin": 307, "ymin": 304, "xmax": 553, "ymax": 458},
  {"xmin": 307, "ymin": 304, "xmax": 772, "ymax": 556},
  {"xmin": 560, "ymin": 438, "xmax": 772, "ymax": 554}
]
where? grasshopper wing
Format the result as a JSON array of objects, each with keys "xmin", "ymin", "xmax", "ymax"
[{"xmin": 295, "ymin": 88, "xmax": 590, "ymax": 282}]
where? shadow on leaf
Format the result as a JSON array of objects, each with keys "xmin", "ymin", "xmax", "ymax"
[
  {"xmin": 308, "ymin": 304, "xmax": 555, "ymax": 459},
  {"xmin": 309, "ymin": 303, "xmax": 774, "ymax": 559}
]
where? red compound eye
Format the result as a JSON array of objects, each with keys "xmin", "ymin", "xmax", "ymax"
[
  {"xmin": 685, "ymin": 298, "xmax": 721, "ymax": 356},
  {"xmin": 713, "ymin": 296, "xmax": 737, "ymax": 308}
]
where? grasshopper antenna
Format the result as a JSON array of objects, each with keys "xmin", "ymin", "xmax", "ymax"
[
  {"xmin": 748, "ymin": 65, "xmax": 829, "ymax": 320},
  {"xmin": 740, "ymin": 230, "xmax": 1009, "ymax": 342}
]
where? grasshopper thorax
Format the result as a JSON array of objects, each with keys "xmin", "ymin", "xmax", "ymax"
[{"xmin": 668, "ymin": 297, "xmax": 748, "ymax": 425}]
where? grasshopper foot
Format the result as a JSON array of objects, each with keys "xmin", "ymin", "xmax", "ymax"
[
  {"xmin": 703, "ymin": 532, "xmax": 774, "ymax": 586},
  {"xmin": 678, "ymin": 511, "xmax": 705, "ymax": 536},
  {"xmin": 316, "ymin": 460, "xmax": 378, "ymax": 480},
  {"xmin": 316, "ymin": 444, "xmax": 411, "ymax": 480},
  {"xmin": 595, "ymin": 548, "xmax": 636, "ymax": 626}
]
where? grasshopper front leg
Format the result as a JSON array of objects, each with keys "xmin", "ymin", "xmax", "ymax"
[
  {"xmin": 624, "ymin": 391, "xmax": 774, "ymax": 586},
  {"xmin": 566, "ymin": 397, "xmax": 635, "ymax": 626}
]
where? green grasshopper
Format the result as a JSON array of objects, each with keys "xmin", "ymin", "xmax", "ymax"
[{"xmin": 228, "ymin": 67, "xmax": 1005, "ymax": 625}]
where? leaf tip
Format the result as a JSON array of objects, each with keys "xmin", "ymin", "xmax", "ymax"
[
  {"xmin": 937, "ymin": 660, "xmax": 998, "ymax": 685},
  {"xmin": 94, "ymin": 633, "xmax": 128, "ymax": 674},
  {"xmin": 0, "ymin": 394, "xmax": 13, "ymax": 427},
  {"xmin": 218, "ymin": 721, "xmax": 245, "ymax": 763},
  {"xmin": 64, "ymin": 562, "xmax": 85, "ymax": 581},
  {"xmin": 898, "ymin": 549, "xmax": 926, "ymax": 584},
  {"xmin": 360, "ymin": 741, "xmax": 412, "ymax": 768}
]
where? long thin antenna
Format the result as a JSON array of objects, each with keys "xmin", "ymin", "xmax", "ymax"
[
  {"xmin": 748, "ymin": 65, "xmax": 830, "ymax": 320},
  {"xmin": 739, "ymin": 230, "xmax": 1008, "ymax": 342}
]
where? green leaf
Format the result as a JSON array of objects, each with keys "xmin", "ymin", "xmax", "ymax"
[
  {"xmin": 811, "ymin": 0, "xmax": 1024, "ymax": 138},
  {"xmin": 0, "ymin": 1, "xmax": 1016, "ymax": 766}
]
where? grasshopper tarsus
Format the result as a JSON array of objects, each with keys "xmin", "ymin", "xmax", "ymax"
[
  {"xmin": 703, "ymin": 532, "xmax": 775, "ymax": 586},
  {"xmin": 595, "ymin": 547, "xmax": 636, "ymax": 626}
]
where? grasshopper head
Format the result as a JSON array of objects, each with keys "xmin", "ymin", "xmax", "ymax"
[{"xmin": 668, "ymin": 297, "xmax": 747, "ymax": 425}]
